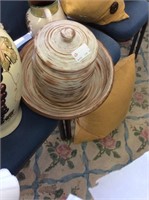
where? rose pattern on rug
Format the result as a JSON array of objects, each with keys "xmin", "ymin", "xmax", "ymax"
[
  {"xmin": 130, "ymin": 87, "xmax": 149, "ymax": 111},
  {"xmin": 93, "ymin": 130, "xmax": 121, "ymax": 160},
  {"xmin": 38, "ymin": 184, "xmax": 80, "ymax": 200},
  {"xmin": 45, "ymin": 140, "xmax": 77, "ymax": 172},
  {"xmin": 38, "ymin": 184, "xmax": 67, "ymax": 200},
  {"xmin": 132, "ymin": 121, "xmax": 149, "ymax": 152}
]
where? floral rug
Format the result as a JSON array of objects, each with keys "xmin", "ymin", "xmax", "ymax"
[{"xmin": 17, "ymin": 27, "xmax": 149, "ymax": 200}]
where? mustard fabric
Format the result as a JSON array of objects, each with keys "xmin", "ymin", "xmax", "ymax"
[
  {"xmin": 60, "ymin": 0, "xmax": 129, "ymax": 25},
  {"xmin": 74, "ymin": 54, "xmax": 135, "ymax": 143}
]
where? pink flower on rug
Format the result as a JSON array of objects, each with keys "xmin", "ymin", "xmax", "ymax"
[
  {"xmin": 140, "ymin": 127, "xmax": 149, "ymax": 140},
  {"xmin": 56, "ymin": 144, "xmax": 71, "ymax": 159},
  {"xmin": 134, "ymin": 92, "xmax": 144, "ymax": 104},
  {"xmin": 100, "ymin": 135, "xmax": 116, "ymax": 149}
]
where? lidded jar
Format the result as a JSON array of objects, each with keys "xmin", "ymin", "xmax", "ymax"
[{"xmin": 32, "ymin": 20, "xmax": 99, "ymax": 105}]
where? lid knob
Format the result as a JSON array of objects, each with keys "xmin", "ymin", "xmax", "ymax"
[{"xmin": 60, "ymin": 27, "xmax": 75, "ymax": 42}]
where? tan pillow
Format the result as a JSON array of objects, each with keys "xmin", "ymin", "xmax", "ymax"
[
  {"xmin": 60, "ymin": 0, "xmax": 129, "ymax": 25},
  {"xmin": 74, "ymin": 54, "xmax": 135, "ymax": 143}
]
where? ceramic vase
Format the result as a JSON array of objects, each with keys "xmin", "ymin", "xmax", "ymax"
[
  {"xmin": 0, "ymin": 24, "xmax": 22, "ymax": 138},
  {"xmin": 26, "ymin": 0, "xmax": 66, "ymax": 36}
]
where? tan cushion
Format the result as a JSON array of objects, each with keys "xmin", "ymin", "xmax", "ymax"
[
  {"xmin": 60, "ymin": 0, "xmax": 129, "ymax": 25},
  {"xmin": 74, "ymin": 54, "xmax": 135, "ymax": 143}
]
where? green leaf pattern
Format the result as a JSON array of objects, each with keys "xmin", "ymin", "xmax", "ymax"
[
  {"xmin": 129, "ymin": 87, "xmax": 149, "ymax": 111},
  {"xmin": 93, "ymin": 130, "xmax": 121, "ymax": 160},
  {"xmin": 132, "ymin": 122, "xmax": 149, "ymax": 152},
  {"xmin": 45, "ymin": 140, "xmax": 77, "ymax": 171}
]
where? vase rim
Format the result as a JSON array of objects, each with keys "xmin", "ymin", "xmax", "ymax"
[{"xmin": 29, "ymin": 0, "xmax": 58, "ymax": 18}]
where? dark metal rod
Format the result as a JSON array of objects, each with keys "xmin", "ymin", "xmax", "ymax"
[
  {"xmin": 135, "ymin": 22, "xmax": 148, "ymax": 58},
  {"xmin": 65, "ymin": 120, "xmax": 72, "ymax": 140},
  {"xmin": 129, "ymin": 31, "xmax": 139, "ymax": 55},
  {"xmin": 58, "ymin": 120, "xmax": 66, "ymax": 140}
]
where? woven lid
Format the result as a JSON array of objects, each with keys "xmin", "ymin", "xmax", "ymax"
[{"xmin": 34, "ymin": 20, "xmax": 98, "ymax": 72}]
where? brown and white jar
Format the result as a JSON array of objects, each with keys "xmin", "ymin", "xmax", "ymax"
[{"xmin": 32, "ymin": 20, "xmax": 98, "ymax": 104}]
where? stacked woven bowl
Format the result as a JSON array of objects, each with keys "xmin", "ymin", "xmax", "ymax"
[
  {"xmin": 21, "ymin": 20, "xmax": 113, "ymax": 119},
  {"xmin": 32, "ymin": 20, "xmax": 98, "ymax": 105}
]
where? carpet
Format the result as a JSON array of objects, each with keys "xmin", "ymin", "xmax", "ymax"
[{"xmin": 17, "ymin": 27, "xmax": 149, "ymax": 200}]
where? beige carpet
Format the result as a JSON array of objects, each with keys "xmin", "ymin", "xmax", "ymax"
[{"xmin": 17, "ymin": 27, "xmax": 149, "ymax": 200}]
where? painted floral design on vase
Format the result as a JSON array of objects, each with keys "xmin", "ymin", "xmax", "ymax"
[
  {"xmin": 0, "ymin": 24, "xmax": 22, "ymax": 138},
  {"xmin": 26, "ymin": 0, "xmax": 66, "ymax": 36}
]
